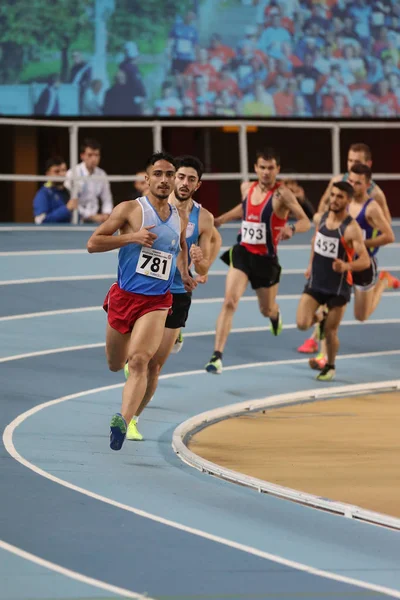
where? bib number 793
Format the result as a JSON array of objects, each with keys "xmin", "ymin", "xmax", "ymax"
[
  {"xmin": 136, "ymin": 247, "xmax": 172, "ymax": 280},
  {"xmin": 241, "ymin": 220, "xmax": 266, "ymax": 244}
]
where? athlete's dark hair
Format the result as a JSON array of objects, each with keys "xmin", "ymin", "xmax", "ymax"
[
  {"xmin": 80, "ymin": 138, "xmax": 101, "ymax": 153},
  {"xmin": 350, "ymin": 163, "xmax": 372, "ymax": 181},
  {"xmin": 332, "ymin": 181, "xmax": 354, "ymax": 198},
  {"xmin": 45, "ymin": 156, "xmax": 66, "ymax": 172},
  {"xmin": 255, "ymin": 147, "xmax": 281, "ymax": 166},
  {"xmin": 349, "ymin": 143, "xmax": 372, "ymax": 162},
  {"xmin": 175, "ymin": 155, "xmax": 204, "ymax": 180},
  {"xmin": 145, "ymin": 151, "xmax": 176, "ymax": 171}
]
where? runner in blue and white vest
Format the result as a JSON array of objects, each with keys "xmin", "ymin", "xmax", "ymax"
[
  {"xmin": 87, "ymin": 152, "xmax": 196, "ymax": 452},
  {"xmin": 125, "ymin": 155, "xmax": 222, "ymax": 441}
]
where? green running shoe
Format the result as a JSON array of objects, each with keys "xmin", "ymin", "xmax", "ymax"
[
  {"xmin": 127, "ymin": 418, "xmax": 143, "ymax": 441},
  {"xmin": 316, "ymin": 364, "xmax": 335, "ymax": 382},
  {"xmin": 205, "ymin": 355, "xmax": 223, "ymax": 374},
  {"xmin": 270, "ymin": 311, "xmax": 282, "ymax": 336},
  {"xmin": 171, "ymin": 331, "xmax": 184, "ymax": 354},
  {"xmin": 124, "ymin": 362, "xmax": 129, "ymax": 380}
]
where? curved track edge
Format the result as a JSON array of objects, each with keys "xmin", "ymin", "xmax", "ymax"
[{"xmin": 172, "ymin": 379, "xmax": 400, "ymax": 531}]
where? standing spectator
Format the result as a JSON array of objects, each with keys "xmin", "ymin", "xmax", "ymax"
[
  {"xmin": 119, "ymin": 42, "xmax": 146, "ymax": 116},
  {"xmin": 82, "ymin": 79, "xmax": 103, "ymax": 115},
  {"xmin": 65, "ymin": 138, "xmax": 112, "ymax": 224},
  {"xmin": 69, "ymin": 51, "xmax": 92, "ymax": 113},
  {"xmin": 33, "ymin": 157, "xmax": 78, "ymax": 224},
  {"xmin": 103, "ymin": 70, "xmax": 135, "ymax": 116},
  {"xmin": 168, "ymin": 11, "xmax": 198, "ymax": 75},
  {"xmin": 34, "ymin": 75, "xmax": 60, "ymax": 116}
]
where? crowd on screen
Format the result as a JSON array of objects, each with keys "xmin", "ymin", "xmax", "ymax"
[
  {"xmin": 33, "ymin": 0, "xmax": 400, "ymax": 118},
  {"xmin": 153, "ymin": 0, "xmax": 400, "ymax": 118}
]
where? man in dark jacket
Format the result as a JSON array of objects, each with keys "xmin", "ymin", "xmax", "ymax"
[
  {"xmin": 33, "ymin": 157, "xmax": 78, "ymax": 224},
  {"xmin": 118, "ymin": 42, "xmax": 146, "ymax": 115},
  {"xmin": 34, "ymin": 75, "xmax": 60, "ymax": 116}
]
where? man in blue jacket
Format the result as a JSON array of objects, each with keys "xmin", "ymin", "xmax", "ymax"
[{"xmin": 33, "ymin": 157, "xmax": 78, "ymax": 224}]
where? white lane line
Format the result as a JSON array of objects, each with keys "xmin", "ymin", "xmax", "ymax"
[
  {"xmin": 1, "ymin": 294, "xmax": 400, "ymax": 322},
  {"xmin": 2, "ymin": 267, "xmax": 400, "ymax": 285},
  {"xmin": 0, "ymin": 307, "xmax": 100, "ymax": 322},
  {"xmin": 4, "ymin": 358, "xmax": 400, "ymax": 599},
  {"xmin": 0, "ymin": 226, "xmax": 95, "ymax": 232},
  {"xmin": 0, "ymin": 539, "xmax": 152, "ymax": 599},
  {"xmin": 1, "ymin": 320, "xmax": 400, "ymax": 365},
  {"xmin": 0, "ymin": 275, "xmax": 116, "ymax": 286},
  {"xmin": 0, "ymin": 249, "xmax": 93, "ymax": 256}
]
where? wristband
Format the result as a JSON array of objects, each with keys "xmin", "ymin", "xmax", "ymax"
[{"xmin": 290, "ymin": 223, "xmax": 296, "ymax": 234}]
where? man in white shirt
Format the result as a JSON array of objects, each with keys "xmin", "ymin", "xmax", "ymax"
[{"xmin": 65, "ymin": 138, "xmax": 113, "ymax": 223}]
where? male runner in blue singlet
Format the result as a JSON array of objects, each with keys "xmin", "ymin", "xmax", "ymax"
[
  {"xmin": 296, "ymin": 182, "xmax": 370, "ymax": 382},
  {"xmin": 126, "ymin": 155, "xmax": 221, "ymax": 441},
  {"xmin": 346, "ymin": 163, "xmax": 395, "ymax": 321},
  {"xmin": 87, "ymin": 152, "xmax": 196, "ymax": 451}
]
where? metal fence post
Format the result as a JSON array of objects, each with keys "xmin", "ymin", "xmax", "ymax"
[
  {"xmin": 153, "ymin": 122, "xmax": 162, "ymax": 152},
  {"xmin": 69, "ymin": 124, "xmax": 79, "ymax": 224},
  {"xmin": 331, "ymin": 124, "xmax": 341, "ymax": 176},
  {"xmin": 239, "ymin": 124, "xmax": 249, "ymax": 182}
]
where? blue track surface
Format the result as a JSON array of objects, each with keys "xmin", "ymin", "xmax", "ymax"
[{"xmin": 1, "ymin": 225, "xmax": 399, "ymax": 600}]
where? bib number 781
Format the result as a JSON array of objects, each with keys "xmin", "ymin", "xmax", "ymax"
[{"xmin": 136, "ymin": 247, "xmax": 172, "ymax": 280}]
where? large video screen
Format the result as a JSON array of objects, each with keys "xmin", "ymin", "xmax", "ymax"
[{"xmin": 0, "ymin": 0, "xmax": 399, "ymax": 118}]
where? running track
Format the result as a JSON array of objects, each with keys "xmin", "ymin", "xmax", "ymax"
[{"xmin": 1, "ymin": 224, "xmax": 400, "ymax": 600}]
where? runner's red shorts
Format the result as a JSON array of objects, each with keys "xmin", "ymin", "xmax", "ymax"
[{"xmin": 103, "ymin": 283, "xmax": 173, "ymax": 335}]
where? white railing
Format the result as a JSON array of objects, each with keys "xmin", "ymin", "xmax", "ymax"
[{"xmin": 2, "ymin": 117, "xmax": 400, "ymax": 184}]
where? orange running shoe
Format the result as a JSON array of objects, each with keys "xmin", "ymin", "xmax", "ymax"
[
  {"xmin": 309, "ymin": 353, "xmax": 327, "ymax": 370},
  {"xmin": 379, "ymin": 271, "xmax": 400, "ymax": 289},
  {"xmin": 297, "ymin": 338, "xmax": 318, "ymax": 353}
]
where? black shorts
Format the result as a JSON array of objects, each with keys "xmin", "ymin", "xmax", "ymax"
[
  {"xmin": 165, "ymin": 292, "xmax": 192, "ymax": 329},
  {"xmin": 220, "ymin": 243, "xmax": 281, "ymax": 290},
  {"xmin": 352, "ymin": 256, "xmax": 378, "ymax": 291},
  {"xmin": 303, "ymin": 286, "xmax": 349, "ymax": 309}
]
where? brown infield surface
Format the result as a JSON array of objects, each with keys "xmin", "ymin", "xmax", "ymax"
[{"xmin": 189, "ymin": 391, "xmax": 400, "ymax": 518}]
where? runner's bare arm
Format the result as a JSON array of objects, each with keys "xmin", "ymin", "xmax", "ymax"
[
  {"xmin": 317, "ymin": 176, "xmax": 341, "ymax": 213},
  {"xmin": 87, "ymin": 201, "xmax": 156, "ymax": 253},
  {"xmin": 365, "ymin": 201, "xmax": 395, "ymax": 249},
  {"xmin": 177, "ymin": 220, "xmax": 197, "ymax": 291},
  {"xmin": 305, "ymin": 232, "xmax": 316, "ymax": 280},
  {"xmin": 190, "ymin": 209, "xmax": 213, "ymax": 276},
  {"xmin": 214, "ymin": 202, "xmax": 243, "ymax": 227},
  {"xmin": 279, "ymin": 187, "xmax": 311, "ymax": 237},
  {"xmin": 210, "ymin": 225, "xmax": 222, "ymax": 262},
  {"xmin": 373, "ymin": 186, "xmax": 391, "ymax": 223},
  {"xmin": 337, "ymin": 222, "xmax": 370, "ymax": 273},
  {"xmin": 196, "ymin": 226, "xmax": 222, "ymax": 284}
]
